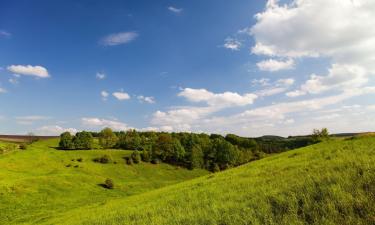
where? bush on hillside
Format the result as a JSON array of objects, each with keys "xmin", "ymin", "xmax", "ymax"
[
  {"xmin": 93, "ymin": 155, "xmax": 110, "ymax": 164},
  {"xmin": 131, "ymin": 151, "xmax": 141, "ymax": 164},
  {"xmin": 141, "ymin": 150, "xmax": 151, "ymax": 162},
  {"xmin": 59, "ymin": 132, "xmax": 75, "ymax": 150},
  {"xmin": 19, "ymin": 143, "xmax": 28, "ymax": 150},
  {"xmin": 104, "ymin": 178, "xmax": 114, "ymax": 189}
]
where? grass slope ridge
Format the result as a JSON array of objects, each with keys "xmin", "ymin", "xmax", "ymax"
[
  {"xmin": 45, "ymin": 137, "xmax": 375, "ymax": 225},
  {"xmin": 0, "ymin": 139, "xmax": 208, "ymax": 224}
]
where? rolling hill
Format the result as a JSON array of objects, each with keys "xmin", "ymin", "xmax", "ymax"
[{"xmin": 42, "ymin": 136, "xmax": 375, "ymax": 225}]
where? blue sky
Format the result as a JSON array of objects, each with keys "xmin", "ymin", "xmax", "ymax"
[{"xmin": 1, "ymin": 0, "xmax": 375, "ymax": 136}]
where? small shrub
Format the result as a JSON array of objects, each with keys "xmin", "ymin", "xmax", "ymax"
[
  {"xmin": 93, "ymin": 155, "xmax": 110, "ymax": 164},
  {"xmin": 131, "ymin": 151, "xmax": 141, "ymax": 164},
  {"xmin": 74, "ymin": 165, "xmax": 79, "ymax": 168},
  {"xmin": 19, "ymin": 143, "xmax": 28, "ymax": 150},
  {"xmin": 77, "ymin": 158, "xmax": 83, "ymax": 162},
  {"xmin": 66, "ymin": 164, "xmax": 72, "ymax": 167},
  {"xmin": 104, "ymin": 178, "xmax": 114, "ymax": 189}
]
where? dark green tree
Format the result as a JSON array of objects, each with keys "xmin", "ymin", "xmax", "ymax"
[
  {"xmin": 73, "ymin": 131, "xmax": 93, "ymax": 150},
  {"xmin": 59, "ymin": 132, "xmax": 74, "ymax": 150}
]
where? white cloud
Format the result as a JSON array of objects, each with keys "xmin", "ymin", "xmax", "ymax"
[
  {"xmin": 36, "ymin": 125, "xmax": 78, "ymax": 135},
  {"xmin": 250, "ymin": 0, "xmax": 375, "ymax": 101},
  {"xmin": 151, "ymin": 88, "xmax": 258, "ymax": 131},
  {"xmin": 7, "ymin": 65, "xmax": 50, "ymax": 78},
  {"xmin": 288, "ymin": 64, "xmax": 368, "ymax": 96},
  {"xmin": 168, "ymin": 6, "xmax": 183, "ymax": 14},
  {"xmin": 100, "ymin": 32, "xmax": 138, "ymax": 46},
  {"xmin": 137, "ymin": 95, "xmax": 155, "ymax": 104},
  {"xmin": 178, "ymin": 88, "xmax": 257, "ymax": 107},
  {"xmin": 96, "ymin": 72, "xmax": 106, "ymax": 80},
  {"xmin": 15, "ymin": 116, "xmax": 51, "ymax": 125},
  {"xmin": 223, "ymin": 38, "xmax": 242, "ymax": 51},
  {"xmin": 113, "ymin": 91, "xmax": 130, "ymax": 101},
  {"xmin": 0, "ymin": 30, "xmax": 11, "ymax": 38},
  {"xmin": 0, "ymin": 87, "xmax": 6, "ymax": 93},
  {"xmin": 256, "ymin": 58, "xmax": 294, "ymax": 72},
  {"xmin": 251, "ymin": 78, "xmax": 270, "ymax": 87},
  {"xmin": 256, "ymin": 78, "xmax": 294, "ymax": 97},
  {"xmin": 101, "ymin": 91, "xmax": 109, "ymax": 100},
  {"xmin": 81, "ymin": 117, "xmax": 131, "ymax": 131}
]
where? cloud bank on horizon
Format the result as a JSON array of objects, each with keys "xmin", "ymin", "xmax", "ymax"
[{"xmin": 0, "ymin": 0, "xmax": 374, "ymax": 136}]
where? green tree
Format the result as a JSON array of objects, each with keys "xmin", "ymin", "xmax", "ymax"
[
  {"xmin": 59, "ymin": 132, "xmax": 74, "ymax": 150},
  {"xmin": 99, "ymin": 128, "xmax": 118, "ymax": 149},
  {"xmin": 131, "ymin": 151, "xmax": 141, "ymax": 164},
  {"xmin": 190, "ymin": 145, "xmax": 204, "ymax": 169},
  {"xmin": 153, "ymin": 133, "xmax": 174, "ymax": 161},
  {"xmin": 312, "ymin": 128, "xmax": 330, "ymax": 143},
  {"xmin": 73, "ymin": 131, "xmax": 93, "ymax": 150}
]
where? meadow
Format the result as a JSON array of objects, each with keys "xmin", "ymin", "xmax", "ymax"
[
  {"xmin": 1, "ymin": 136, "xmax": 374, "ymax": 225},
  {"xmin": 43, "ymin": 136, "xmax": 375, "ymax": 225},
  {"xmin": 0, "ymin": 139, "xmax": 208, "ymax": 224}
]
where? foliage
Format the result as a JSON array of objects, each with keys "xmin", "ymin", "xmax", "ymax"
[
  {"xmin": 99, "ymin": 128, "xmax": 118, "ymax": 149},
  {"xmin": 93, "ymin": 155, "xmax": 111, "ymax": 164},
  {"xmin": 104, "ymin": 178, "xmax": 114, "ymax": 189},
  {"xmin": 131, "ymin": 151, "xmax": 141, "ymax": 164},
  {"xmin": 312, "ymin": 128, "xmax": 330, "ymax": 143},
  {"xmin": 73, "ymin": 131, "xmax": 94, "ymax": 150},
  {"xmin": 59, "ymin": 132, "xmax": 75, "ymax": 150}
]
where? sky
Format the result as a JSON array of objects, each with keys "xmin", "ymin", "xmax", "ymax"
[{"xmin": 1, "ymin": 0, "xmax": 375, "ymax": 137}]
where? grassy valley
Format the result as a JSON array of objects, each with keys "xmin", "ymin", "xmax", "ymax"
[
  {"xmin": 42, "ymin": 136, "xmax": 375, "ymax": 225},
  {"xmin": 0, "ymin": 139, "xmax": 208, "ymax": 224}
]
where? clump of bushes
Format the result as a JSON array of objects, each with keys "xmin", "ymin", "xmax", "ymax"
[
  {"xmin": 19, "ymin": 143, "xmax": 28, "ymax": 150},
  {"xmin": 77, "ymin": 158, "xmax": 83, "ymax": 162},
  {"xmin": 104, "ymin": 178, "xmax": 114, "ymax": 189},
  {"xmin": 131, "ymin": 151, "xmax": 141, "ymax": 164},
  {"xmin": 93, "ymin": 155, "xmax": 111, "ymax": 164}
]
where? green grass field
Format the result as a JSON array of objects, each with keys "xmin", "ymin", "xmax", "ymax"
[
  {"xmin": 1, "ymin": 137, "xmax": 374, "ymax": 225},
  {"xmin": 0, "ymin": 139, "xmax": 208, "ymax": 224},
  {"xmin": 43, "ymin": 136, "xmax": 375, "ymax": 225}
]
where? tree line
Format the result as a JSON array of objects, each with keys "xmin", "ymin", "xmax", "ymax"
[{"xmin": 59, "ymin": 128, "xmax": 323, "ymax": 172}]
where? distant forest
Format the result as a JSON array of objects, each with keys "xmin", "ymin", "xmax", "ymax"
[{"xmin": 59, "ymin": 129, "xmax": 325, "ymax": 172}]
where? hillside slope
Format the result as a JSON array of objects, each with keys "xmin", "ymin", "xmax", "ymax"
[
  {"xmin": 0, "ymin": 139, "xmax": 208, "ymax": 224},
  {"xmin": 44, "ymin": 137, "xmax": 375, "ymax": 225}
]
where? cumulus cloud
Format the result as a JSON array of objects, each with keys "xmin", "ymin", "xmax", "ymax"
[
  {"xmin": 168, "ymin": 6, "xmax": 183, "ymax": 14},
  {"xmin": 178, "ymin": 88, "xmax": 257, "ymax": 107},
  {"xmin": 287, "ymin": 64, "xmax": 368, "ymax": 97},
  {"xmin": 137, "ymin": 95, "xmax": 155, "ymax": 104},
  {"xmin": 256, "ymin": 58, "xmax": 294, "ymax": 72},
  {"xmin": 7, "ymin": 65, "xmax": 50, "ymax": 78},
  {"xmin": 151, "ymin": 88, "xmax": 258, "ymax": 131},
  {"xmin": 36, "ymin": 125, "xmax": 78, "ymax": 135},
  {"xmin": 81, "ymin": 117, "xmax": 131, "ymax": 131},
  {"xmin": 251, "ymin": 0, "xmax": 375, "ymax": 94},
  {"xmin": 100, "ymin": 32, "xmax": 138, "ymax": 46},
  {"xmin": 223, "ymin": 38, "xmax": 242, "ymax": 51},
  {"xmin": 0, "ymin": 87, "xmax": 6, "ymax": 93},
  {"xmin": 96, "ymin": 72, "xmax": 106, "ymax": 80},
  {"xmin": 113, "ymin": 91, "xmax": 130, "ymax": 101}
]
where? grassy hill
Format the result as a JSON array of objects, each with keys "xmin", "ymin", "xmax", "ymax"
[
  {"xmin": 0, "ymin": 139, "xmax": 208, "ymax": 224},
  {"xmin": 41, "ymin": 136, "xmax": 375, "ymax": 225}
]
